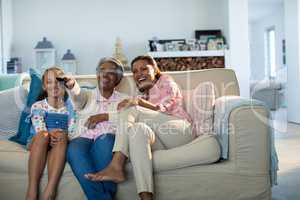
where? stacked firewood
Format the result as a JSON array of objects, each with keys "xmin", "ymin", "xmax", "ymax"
[{"xmin": 155, "ymin": 57, "xmax": 225, "ymax": 71}]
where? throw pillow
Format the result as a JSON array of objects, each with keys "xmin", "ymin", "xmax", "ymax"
[
  {"xmin": 184, "ymin": 82, "xmax": 216, "ymax": 137},
  {"xmin": 9, "ymin": 68, "xmax": 43, "ymax": 145}
]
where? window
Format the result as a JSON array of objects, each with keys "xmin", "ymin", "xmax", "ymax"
[{"xmin": 265, "ymin": 27, "xmax": 277, "ymax": 78}]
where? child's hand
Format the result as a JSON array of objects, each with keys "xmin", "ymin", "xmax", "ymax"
[
  {"xmin": 84, "ymin": 114, "xmax": 108, "ymax": 129},
  {"xmin": 49, "ymin": 129, "xmax": 65, "ymax": 147}
]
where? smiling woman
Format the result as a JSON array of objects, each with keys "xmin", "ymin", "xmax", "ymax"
[
  {"xmin": 131, "ymin": 55, "xmax": 161, "ymax": 94},
  {"xmin": 87, "ymin": 55, "xmax": 221, "ymax": 200},
  {"xmin": 65, "ymin": 57, "xmax": 129, "ymax": 200},
  {"xmin": 96, "ymin": 57, "xmax": 124, "ymax": 90}
]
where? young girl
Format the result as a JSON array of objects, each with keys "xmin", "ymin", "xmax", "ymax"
[{"xmin": 26, "ymin": 67, "xmax": 76, "ymax": 200}]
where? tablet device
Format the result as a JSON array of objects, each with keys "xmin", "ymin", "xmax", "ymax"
[{"xmin": 44, "ymin": 112, "xmax": 68, "ymax": 131}]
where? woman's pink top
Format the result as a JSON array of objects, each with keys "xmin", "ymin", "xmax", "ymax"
[{"xmin": 142, "ymin": 74, "xmax": 192, "ymax": 123}]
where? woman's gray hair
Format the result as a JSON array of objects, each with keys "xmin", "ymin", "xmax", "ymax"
[{"xmin": 96, "ymin": 57, "xmax": 124, "ymax": 85}]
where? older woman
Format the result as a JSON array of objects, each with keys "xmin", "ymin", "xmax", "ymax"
[
  {"xmin": 65, "ymin": 58, "xmax": 128, "ymax": 200},
  {"xmin": 86, "ymin": 55, "xmax": 221, "ymax": 200}
]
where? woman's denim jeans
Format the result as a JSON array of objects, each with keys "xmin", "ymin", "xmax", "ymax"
[{"xmin": 67, "ymin": 134, "xmax": 116, "ymax": 200}]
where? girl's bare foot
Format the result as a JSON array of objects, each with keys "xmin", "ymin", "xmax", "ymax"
[
  {"xmin": 85, "ymin": 164, "xmax": 126, "ymax": 183},
  {"xmin": 139, "ymin": 192, "xmax": 154, "ymax": 200},
  {"xmin": 42, "ymin": 187, "xmax": 56, "ymax": 200},
  {"xmin": 26, "ymin": 192, "xmax": 38, "ymax": 200},
  {"xmin": 26, "ymin": 187, "xmax": 38, "ymax": 200}
]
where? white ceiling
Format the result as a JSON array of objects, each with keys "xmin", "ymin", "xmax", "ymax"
[{"xmin": 248, "ymin": 0, "xmax": 284, "ymax": 22}]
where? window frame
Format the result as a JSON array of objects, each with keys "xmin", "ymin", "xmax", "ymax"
[{"xmin": 265, "ymin": 26, "xmax": 277, "ymax": 79}]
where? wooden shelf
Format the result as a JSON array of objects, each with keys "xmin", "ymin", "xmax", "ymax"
[{"xmin": 147, "ymin": 50, "xmax": 226, "ymax": 58}]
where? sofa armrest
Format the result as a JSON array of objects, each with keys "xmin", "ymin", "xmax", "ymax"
[
  {"xmin": 0, "ymin": 87, "xmax": 27, "ymax": 139},
  {"xmin": 214, "ymin": 96, "xmax": 270, "ymax": 174}
]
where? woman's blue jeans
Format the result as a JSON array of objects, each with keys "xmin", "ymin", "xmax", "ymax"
[{"xmin": 67, "ymin": 134, "xmax": 116, "ymax": 200}]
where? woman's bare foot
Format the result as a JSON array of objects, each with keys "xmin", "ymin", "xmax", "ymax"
[{"xmin": 85, "ymin": 164, "xmax": 126, "ymax": 183}]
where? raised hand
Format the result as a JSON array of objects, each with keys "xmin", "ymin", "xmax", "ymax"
[{"xmin": 56, "ymin": 75, "xmax": 76, "ymax": 89}]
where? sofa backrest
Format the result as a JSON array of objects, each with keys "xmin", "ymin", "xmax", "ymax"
[
  {"xmin": 21, "ymin": 68, "xmax": 240, "ymax": 98},
  {"xmin": 0, "ymin": 73, "xmax": 29, "ymax": 91},
  {"xmin": 73, "ymin": 68, "xmax": 240, "ymax": 98}
]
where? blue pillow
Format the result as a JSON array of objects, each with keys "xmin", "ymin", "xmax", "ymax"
[{"xmin": 10, "ymin": 68, "xmax": 43, "ymax": 145}]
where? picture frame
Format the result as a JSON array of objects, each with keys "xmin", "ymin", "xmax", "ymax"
[
  {"xmin": 199, "ymin": 40, "xmax": 207, "ymax": 50},
  {"xmin": 148, "ymin": 39, "xmax": 185, "ymax": 51},
  {"xmin": 171, "ymin": 41, "xmax": 182, "ymax": 51},
  {"xmin": 215, "ymin": 37, "xmax": 225, "ymax": 50},
  {"xmin": 165, "ymin": 43, "xmax": 176, "ymax": 51},
  {"xmin": 195, "ymin": 30, "xmax": 223, "ymax": 43},
  {"xmin": 206, "ymin": 37, "xmax": 225, "ymax": 50},
  {"xmin": 186, "ymin": 39, "xmax": 198, "ymax": 51}
]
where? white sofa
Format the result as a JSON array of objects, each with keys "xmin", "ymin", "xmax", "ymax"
[
  {"xmin": 0, "ymin": 69, "xmax": 272, "ymax": 200},
  {"xmin": 0, "ymin": 73, "xmax": 28, "ymax": 91},
  {"xmin": 250, "ymin": 79, "xmax": 282, "ymax": 110}
]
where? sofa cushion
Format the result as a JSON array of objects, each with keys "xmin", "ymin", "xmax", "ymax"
[
  {"xmin": 10, "ymin": 68, "xmax": 43, "ymax": 145},
  {"xmin": 0, "ymin": 140, "xmax": 28, "ymax": 173},
  {"xmin": 184, "ymin": 82, "xmax": 215, "ymax": 136},
  {"xmin": 0, "ymin": 140, "xmax": 74, "ymax": 174},
  {"xmin": 0, "ymin": 87, "xmax": 27, "ymax": 140}
]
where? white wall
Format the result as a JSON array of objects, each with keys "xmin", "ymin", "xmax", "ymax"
[
  {"xmin": 285, "ymin": 0, "xmax": 300, "ymax": 124},
  {"xmin": 249, "ymin": 4, "xmax": 285, "ymax": 82},
  {"xmin": 11, "ymin": 0, "xmax": 228, "ymax": 74},
  {"xmin": 0, "ymin": 1, "xmax": 2, "ymax": 72},
  {"xmin": 248, "ymin": 0, "xmax": 284, "ymax": 23},
  {"xmin": 0, "ymin": 0, "xmax": 13, "ymax": 74},
  {"xmin": 227, "ymin": 0, "xmax": 250, "ymax": 98}
]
